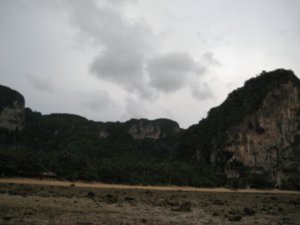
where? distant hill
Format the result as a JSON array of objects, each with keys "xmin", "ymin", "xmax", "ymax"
[
  {"xmin": 0, "ymin": 88, "xmax": 184, "ymax": 185},
  {"xmin": 0, "ymin": 69, "xmax": 299, "ymax": 189}
]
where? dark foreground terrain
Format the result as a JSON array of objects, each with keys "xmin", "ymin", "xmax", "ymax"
[{"xmin": 0, "ymin": 182, "xmax": 299, "ymax": 225}]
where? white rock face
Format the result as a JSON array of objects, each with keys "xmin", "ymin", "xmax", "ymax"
[
  {"xmin": 99, "ymin": 131, "xmax": 109, "ymax": 138},
  {"xmin": 0, "ymin": 100, "xmax": 25, "ymax": 131},
  {"xmin": 129, "ymin": 122, "xmax": 161, "ymax": 140},
  {"xmin": 128, "ymin": 119, "xmax": 180, "ymax": 140}
]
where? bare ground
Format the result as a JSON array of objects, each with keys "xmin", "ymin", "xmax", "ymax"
[{"xmin": 0, "ymin": 178, "xmax": 299, "ymax": 225}]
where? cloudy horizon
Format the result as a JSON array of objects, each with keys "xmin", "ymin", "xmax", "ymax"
[{"xmin": 1, "ymin": 0, "xmax": 300, "ymax": 128}]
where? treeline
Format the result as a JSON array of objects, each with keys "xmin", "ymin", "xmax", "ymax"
[
  {"xmin": 1, "ymin": 145, "xmax": 298, "ymax": 189},
  {"xmin": 0, "ymin": 147, "xmax": 225, "ymax": 187}
]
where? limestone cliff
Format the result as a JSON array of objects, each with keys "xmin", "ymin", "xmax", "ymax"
[
  {"xmin": 126, "ymin": 119, "xmax": 180, "ymax": 140},
  {"xmin": 224, "ymin": 81, "xmax": 299, "ymax": 166},
  {"xmin": 0, "ymin": 85, "xmax": 25, "ymax": 131},
  {"xmin": 180, "ymin": 69, "xmax": 300, "ymax": 188},
  {"xmin": 223, "ymin": 80, "xmax": 300, "ymax": 185}
]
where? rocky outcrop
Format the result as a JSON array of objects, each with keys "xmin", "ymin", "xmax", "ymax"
[
  {"xmin": 224, "ymin": 81, "xmax": 300, "ymax": 167},
  {"xmin": 23, "ymin": 110, "xmax": 180, "ymax": 142},
  {"xmin": 128, "ymin": 120, "xmax": 161, "ymax": 140},
  {"xmin": 223, "ymin": 80, "xmax": 300, "ymax": 185},
  {"xmin": 96, "ymin": 119, "xmax": 180, "ymax": 140},
  {"xmin": 0, "ymin": 101, "xmax": 25, "ymax": 131},
  {"xmin": 180, "ymin": 69, "xmax": 300, "ymax": 188},
  {"xmin": 127, "ymin": 119, "xmax": 180, "ymax": 140},
  {"xmin": 0, "ymin": 85, "xmax": 25, "ymax": 131},
  {"xmin": 98, "ymin": 130, "xmax": 109, "ymax": 138}
]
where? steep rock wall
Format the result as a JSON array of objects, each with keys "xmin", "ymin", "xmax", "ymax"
[{"xmin": 224, "ymin": 81, "xmax": 300, "ymax": 170}]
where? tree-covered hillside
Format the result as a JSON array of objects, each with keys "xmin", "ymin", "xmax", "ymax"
[
  {"xmin": 0, "ymin": 69, "xmax": 299, "ymax": 189},
  {"xmin": 1, "ymin": 105, "xmax": 223, "ymax": 186}
]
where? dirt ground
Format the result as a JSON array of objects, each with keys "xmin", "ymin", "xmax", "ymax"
[
  {"xmin": 0, "ymin": 179, "xmax": 299, "ymax": 225},
  {"xmin": 1, "ymin": 178, "xmax": 300, "ymax": 194}
]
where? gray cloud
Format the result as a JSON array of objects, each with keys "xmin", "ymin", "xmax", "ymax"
[
  {"xmin": 81, "ymin": 90, "xmax": 115, "ymax": 112},
  {"xmin": 1, "ymin": 0, "xmax": 299, "ymax": 128},
  {"xmin": 191, "ymin": 82, "xmax": 213, "ymax": 100},
  {"xmin": 90, "ymin": 49, "xmax": 143, "ymax": 84},
  {"xmin": 68, "ymin": 0, "xmax": 213, "ymax": 100},
  {"xmin": 68, "ymin": 0, "xmax": 155, "ymax": 99},
  {"xmin": 3, "ymin": 0, "xmax": 215, "ymax": 107},
  {"xmin": 147, "ymin": 52, "xmax": 205, "ymax": 93},
  {"xmin": 50, "ymin": 0, "xmax": 219, "ymax": 105},
  {"xmin": 25, "ymin": 73, "xmax": 55, "ymax": 92},
  {"xmin": 202, "ymin": 52, "xmax": 221, "ymax": 66},
  {"xmin": 123, "ymin": 97, "xmax": 149, "ymax": 120},
  {"xmin": 70, "ymin": 0, "xmax": 152, "ymax": 48}
]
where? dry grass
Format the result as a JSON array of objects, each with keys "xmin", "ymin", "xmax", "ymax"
[
  {"xmin": 0, "ymin": 178, "xmax": 299, "ymax": 194},
  {"xmin": 0, "ymin": 179, "xmax": 299, "ymax": 225}
]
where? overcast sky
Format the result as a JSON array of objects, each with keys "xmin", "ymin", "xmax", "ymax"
[{"xmin": 1, "ymin": 0, "xmax": 300, "ymax": 128}]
